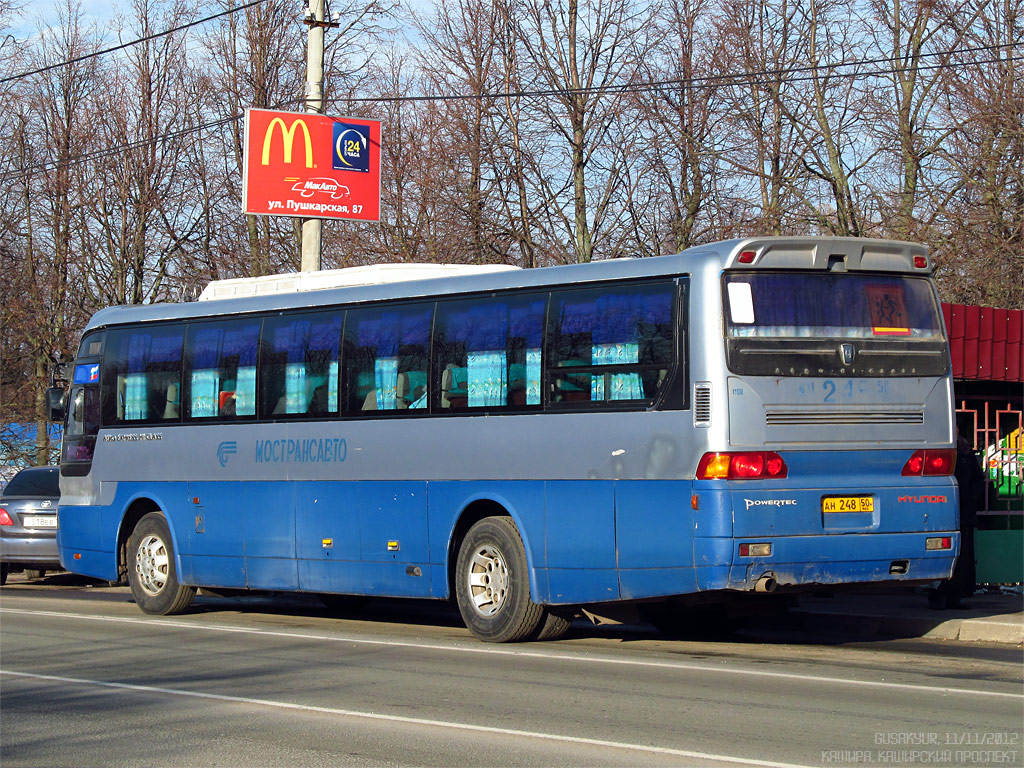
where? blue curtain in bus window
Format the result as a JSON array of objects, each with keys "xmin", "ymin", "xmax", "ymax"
[
  {"xmin": 591, "ymin": 342, "xmax": 642, "ymax": 400},
  {"xmin": 123, "ymin": 334, "xmax": 153, "ymax": 420},
  {"xmin": 466, "ymin": 303, "xmax": 508, "ymax": 407},
  {"xmin": 590, "ymin": 293, "xmax": 647, "ymax": 400},
  {"xmin": 188, "ymin": 321, "xmax": 260, "ymax": 418},
  {"xmin": 122, "ymin": 329, "xmax": 183, "ymax": 420},
  {"xmin": 509, "ymin": 299, "xmax": 545, "ymax": 406},
  {"xmin": 468, "ymin": 351, "xmax": 507, "ymax": 407},
  {"xmin": 190, "ymin": 327, "xmax": 224, "ymax": 417},
  {"xmin": 352, "ymin": 307, "xmax": 429, "ymax": 411},
  {"xmin": 525, "ymin": 349, "xmax": 541, "ymax": 404},
  {"xmin": 235, "ymin": 366, "xmax": 256, "ymax": 415},
  {"xmin": 375, "ymin": 357, "xmax": 399, "ymax": 409},
  {"xmin": 286, "ymin": 363, "xmax": 307, "ymax": 413},
  {"xmin": 227, "ymin": 323, "xmax": 260, "ymax": 415}
]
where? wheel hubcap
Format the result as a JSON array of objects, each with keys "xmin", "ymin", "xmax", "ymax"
[
  {"xmin": 467, "ymin": 545, "xmax": 509, "ymax": 617},
  {"xmin": 135, "ymin": 534, "xmax": 169, "ymax": 596}
]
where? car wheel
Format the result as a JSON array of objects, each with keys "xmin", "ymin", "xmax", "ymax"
[
  {"xmin": 455, "ymin": 516, "xmax": 544, "ymax": 643},
  {"xmin": 127, "ymin": 512, "xmax": 196, "ymax": 615}
]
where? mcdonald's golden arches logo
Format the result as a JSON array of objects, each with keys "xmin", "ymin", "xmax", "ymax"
[{"xmin": 261, "ymin": 116, "xmax": 313, "ymax": 168}]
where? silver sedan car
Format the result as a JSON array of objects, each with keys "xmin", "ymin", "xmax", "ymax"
[{"xmin": 0, "ymin": 465, "xmax": 62, "ymax": 585}]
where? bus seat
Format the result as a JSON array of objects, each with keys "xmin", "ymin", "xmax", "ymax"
[
  {"xmin": 395, "ymin": 374, "xmax": 410, "ymax": 409},
  {"xmin": 163, "ymin": 383, "xmax": 180, "ymax": 419},
  {"xmin": 441, "ymin": 365, "xmax": 468, "ymax": 409}
]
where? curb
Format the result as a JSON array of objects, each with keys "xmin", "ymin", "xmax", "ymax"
[{"xmin": 789, "ymin": 606, "xmax": 1024, "ymax": 645}]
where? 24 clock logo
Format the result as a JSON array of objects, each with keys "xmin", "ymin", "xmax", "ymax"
[{"xmin": 333, "ymin": 123, "xmax": 370, "ymax": 172}]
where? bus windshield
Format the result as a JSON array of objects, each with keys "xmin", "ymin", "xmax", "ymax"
[{"xmin": 725, "ymin": 273, "xmax": 944, "ymax": 339}]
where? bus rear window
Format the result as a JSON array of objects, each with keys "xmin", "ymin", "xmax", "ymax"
[
  {"xmin": 723, "ymin": 272, "xmax": 948, "ymax": 377},
  {"xmin": 725, "ymin": 273, "xmax": 943, "ymax": 339}
]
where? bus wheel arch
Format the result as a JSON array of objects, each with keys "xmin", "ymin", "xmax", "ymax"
[
  {"xmin": 117, "ymin": 499, "xmax": 162, "ymax": 584},
  {"xmin": 123, "ymin": 509, "xmax": 195, "ymax": 615}
]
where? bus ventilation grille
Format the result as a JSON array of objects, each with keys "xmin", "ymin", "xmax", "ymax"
[
  {"xmin": 765, "ymin": 410, "xmax": 925, "ymax": 426},
  {"xmin": 694, "ymin": 383, "xmax": 712, "ymax": 427}
]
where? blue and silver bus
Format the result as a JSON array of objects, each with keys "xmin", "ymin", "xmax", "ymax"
[{"xmin": 49, "ymin": 237, "xmax": 959, "ymax": 642}]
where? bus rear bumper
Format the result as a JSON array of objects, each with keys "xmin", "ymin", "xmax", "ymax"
[{"xmin": 695, "ymin": 531, "xmax": 958, "ymax": 591}]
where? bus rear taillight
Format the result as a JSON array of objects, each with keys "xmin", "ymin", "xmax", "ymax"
[
  {"xmin": 697, "ymin": 452, "xmax": 788, "ymax": 480},
  {"xmin": 901, "ymin": 449, "xmax": 955, "ymax": 476},
  {"xmin": 925, "ymin": 537, "xmax": 952, "ymax": 551}
]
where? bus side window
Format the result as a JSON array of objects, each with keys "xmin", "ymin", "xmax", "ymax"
[
  {"xmin": 102, "ymin": 326, "xmax": 184, "ymax": 425},
  {"xmin": 548, "ymin": 282, "xmax": 674, "ymax": 406},
  {"xmin": 183, "ymin": 319, "xmax": 260, "ymax": 421},
  {"xmin": 434, "ymin": 295, "xmax": 545, "ymax": 411},
  {"xmin": 344, "ymin": 303, "xmax": 432, "ymax": 415},
  {"xmin": 261, "ymin": 311, "xmax": 342, "ymax": 419}
]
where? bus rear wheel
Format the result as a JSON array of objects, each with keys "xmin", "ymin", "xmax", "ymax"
[
  {"xmin": 128, "ymin": 512, "xmax": 195, "ymax": 615},
  {"xmin": 455, "ymin": 516, "xmax": 544, "ymax": 643}
]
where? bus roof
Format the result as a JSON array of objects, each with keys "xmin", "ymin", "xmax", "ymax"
[
  {"xmin": 81, "ymin": 237, "xmax": 930, "ymax": 333},
  {"xmin": 197, "ymin": 263, "xmax": 522, "ymax": 300}
]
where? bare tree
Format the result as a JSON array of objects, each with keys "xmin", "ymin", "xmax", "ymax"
[
  {"xmin": 627, "ymin": 0, "xmax": 723, "ymax": 254},
  {"xmin": 930, "ymin": 0, "xmax": 1023, "ymax": 306},
  {"xmin": 513, "ymin": 0, "xmax": 652, "ymax": 262},
  {"xmin": 864, "ymin": 0, "xmax": 989, "ymax": 240},
  {"xmin": 1, "ymin": 0, "xmax": 98, "ymax": 464},
  {"xmin": 411, "ymin": 0, "xmax": 493, "ymax": 264},
  {"xmin": 714, "ymin": 0, "xmax": 808, "ymax": 235}
]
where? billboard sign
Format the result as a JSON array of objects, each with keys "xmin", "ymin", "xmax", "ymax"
[{"xmin": 242, "ymin": 108, "xmax": 381, "ymax": 222}]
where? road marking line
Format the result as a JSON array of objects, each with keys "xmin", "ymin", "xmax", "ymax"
[
  {"xmin": 2, "ymin": 607, "xmax": 1019, "ymax": 700},
  {"xmin": 0, "ymin": 668, "xmax": 815, "ymax": 768}
]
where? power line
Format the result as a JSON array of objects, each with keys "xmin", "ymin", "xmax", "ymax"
[
  {"xmin": 1, "ymin": 46, "xmax": 1021, "ymax": 184},
  {"xmin": 330, "ymin": 40, "xmax": 1023, "ymax": 104},
  {"xmin": 0, "ymin": 0, "xmax": 267, "ymax": 85}
]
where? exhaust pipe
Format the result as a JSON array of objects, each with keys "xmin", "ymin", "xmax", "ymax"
[{"xmin": 754, "ymin": 574, "xmax": 777, "ymax": 593}]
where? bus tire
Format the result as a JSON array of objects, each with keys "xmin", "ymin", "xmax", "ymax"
[
  {"xmin": 532, "ymin": 606, "xmax": 574, "ymax": 641},
  {"xmin": 127, "ymin": 512, "xmax": 195, "ymax": 615},
  {"xmin": 455, "ymin": 516, "xmax": 544, "ymax": 643}
]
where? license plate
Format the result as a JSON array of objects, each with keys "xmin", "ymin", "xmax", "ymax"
[
  {"xmin": 22, "ymin": 515, "xmax": 57, "ymax": 529},
  {"xmin": 822, "ymin": 496, "xmax": 874, "ymax": 513}
]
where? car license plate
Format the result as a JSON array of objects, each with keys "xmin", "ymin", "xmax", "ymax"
[
  {"xmin": 821, "ymin": 496, "xmax": 874, "ymax": 513},
  {"xmin": 23, "ymin": 515, "xmax": 57, "ymax": 529}
]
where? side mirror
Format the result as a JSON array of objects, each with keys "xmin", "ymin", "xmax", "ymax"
[
  {"xmin": 46, "ymin": 387, "xmax": 66, "ymax": 423},
  {"xmin": 51, "ymin": 361, "xmax": 69, "ymax": 387}
]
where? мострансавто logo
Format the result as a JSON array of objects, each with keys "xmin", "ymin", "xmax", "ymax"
[{"xmin": 217, "ymin": 441, "xmax": 238, "ymax": 467}]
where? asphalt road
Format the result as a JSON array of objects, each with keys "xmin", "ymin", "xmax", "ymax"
[{"xmin": 1, "ymin": 574, "xmax": 1021, "ymax": 768}]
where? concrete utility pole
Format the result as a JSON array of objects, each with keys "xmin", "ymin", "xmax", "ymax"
[{"xmin": 301, "ymin": 0, "xmax": 327, "ymax": 272}]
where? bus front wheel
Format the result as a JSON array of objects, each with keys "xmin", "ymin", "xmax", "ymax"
[
  {"xmin": 455, "ymin": 517, "xmax": 544, "ymax": 643},
  {"xmin": 127, "ymin": 512, "xmax": 195, "ymax": 615}
]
